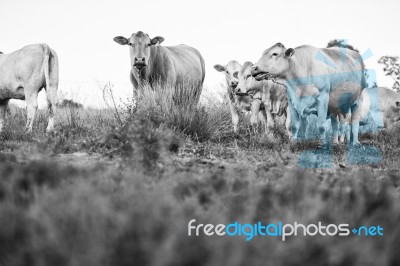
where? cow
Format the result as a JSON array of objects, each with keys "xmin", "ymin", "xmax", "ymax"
[
  {"xmin": 0, "ymin": 43, "xmax": 59, "ymax": 133},
  {"xmin": 214, "ymin": 61, "xmax": 253, "ymax": 132},
  {"xmin": 336, "ymin": 87, "xmax": 400, "ymax": 141},
  {"xmin": 359, "ymin": 87, "xmax": 400, "ymax": 129},
  {"xmin": 234, "ymin": 61, "xmax": 290, "ymax": 135},
  {"xmin": 113, "ymin": 31, "xmax": 205, "ymax": 102},
  {"xmin": 251, "ymin": 43, "xmax": 365, "ymax": 145}
]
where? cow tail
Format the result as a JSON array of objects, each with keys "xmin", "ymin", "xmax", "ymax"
[
  {"xmin": 42, "ymin": 44, "xmax": 51, "ymax": 90},
  {"xmin": 42, "ymin": 44, "xmax": 59, "ymax": 106},
  {"xmin": 198, "ymin": 54, "xmax": 206, "ymax": 103},
  {"xmin": 358, "ymin": 53, "xmax": 368, "ymax": 90},
  {"xmin": 362, "ymin": 69, "xmax": 368, "ymax": 90}
]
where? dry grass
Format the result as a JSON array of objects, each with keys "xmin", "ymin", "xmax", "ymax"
[{"xmin": 0, "ymin": 84, "xmax": 399, "ymax": 266}]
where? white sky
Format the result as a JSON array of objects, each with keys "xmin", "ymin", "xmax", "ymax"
[{"xmin": 1, "ymin": 0, "xmax": 399, "ymax": 108}]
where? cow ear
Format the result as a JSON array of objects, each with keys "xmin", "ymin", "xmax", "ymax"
[
  {"xmin": 285, "ymin": 48, "xmax": 295, "ymax": 58},
  {"xmin": 150, "ymin": 36, "xmax": 165, "ymax": 45},
  {"xmin": 396, "ymin": 101, "xmax": 400, "ymax": 108},
  {"xmin": 113, "ymin": 36, "xmax": 129, "ymax": 45},
  {"xmin": 214, "ymin": 64, "xmax": 226, "ymax": 72},
  {"xmin": 233, "ymin": 71, "xmax": 239, "ymax": 79}
]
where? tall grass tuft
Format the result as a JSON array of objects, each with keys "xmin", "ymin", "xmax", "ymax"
[{"xmin": 131, "ymin": 82, "xmax": 232, "ymax": 142}]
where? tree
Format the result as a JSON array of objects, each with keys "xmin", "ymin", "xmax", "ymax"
[
  {"xmin": 57, "ymin": 99, "xmax": 84, "ymax": 109},
  {"xmin": 378, "ymin": 56, "xmax": 400, "ymax": 92},
  {"xmin": 326, "ymin": 39, "xmax": 359, "ymax": 52},
  {"xmin": 326, "ymin": 39, "xmax": 378, "ymax": 88}
]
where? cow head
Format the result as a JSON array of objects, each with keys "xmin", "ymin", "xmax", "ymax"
[
  {"xmin": 387, "ymin": 101, "xmax": 400, "ymax": 126},
  {"xmin": 114, "ymin": 31, "xmax": 164, "ymax": 71},
  {"xmin": 234, "ymin": 62, "xmax": 263, "ymax": 96},
  {"xmin": 214, "ymin": 60, "xmax": 241, "ymax": 89},
  {"xmin": 251, "ymin": 43, "xmax": 295, "ymax": 81}
]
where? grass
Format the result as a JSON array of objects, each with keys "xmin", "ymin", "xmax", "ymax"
[{"xmin": 0, "ymin": 83, "xmax": 399, "ymax": 266}]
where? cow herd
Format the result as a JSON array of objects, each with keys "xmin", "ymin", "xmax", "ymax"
[
  {"xmin": 217, "ymin": 44, "xmax": 400, "ymax": 145},
  {"xmin": 1, "ymin": 30, "xmax": 400, "ymax": 146}
]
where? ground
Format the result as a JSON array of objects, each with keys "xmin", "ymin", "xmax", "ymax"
[{"xmin": 0, "ymin": 89, "xmax": 399, "ymax": 266}]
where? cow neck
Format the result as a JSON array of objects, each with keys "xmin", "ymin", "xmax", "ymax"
[
  {"xmin": 226, "ymin": 84, "xmax": 236, "ymax": 103},
  {"xmin": 145, "ymin": 45, "xmax": 160, "ymax": 80}
]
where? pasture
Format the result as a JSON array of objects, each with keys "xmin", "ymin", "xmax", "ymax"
[{"xmin": 0, "ymin": 83, "xmax": 399, "ymax": 266}]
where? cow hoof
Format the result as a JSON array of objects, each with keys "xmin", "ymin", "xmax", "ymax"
[{"xmin": 349, "ymin": 142, "xmax": 361, "ymax": 147}]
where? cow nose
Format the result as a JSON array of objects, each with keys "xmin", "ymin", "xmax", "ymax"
[
  {"xmin": 134, "ymin": 57, "xmax": 145, "ymax": 65},
  {"xmin": 231, "ymin": 81, "xmax": 238, "ymax": 87},
  {"xmin": 251, "ymin": 66, "xmax": 258, "ymax": 76},
  {"xmin": 235, "ymin": 87, "xmax": 241, "ymax": 93}
]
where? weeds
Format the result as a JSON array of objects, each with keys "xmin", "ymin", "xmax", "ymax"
[{"xmin": 0, "ymin": 83, "xmax": 399, "ymax": 266}]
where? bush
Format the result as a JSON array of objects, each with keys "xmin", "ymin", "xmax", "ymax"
[
  {"xmin": 57, "ymin": 99, "xmax": 84, "ymax": 109},
  {"xmin": 132, "ymin": 82, "xmax": 232, "ymax": 142}
]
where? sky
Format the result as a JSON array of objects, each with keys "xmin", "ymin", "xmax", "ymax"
[{"xmin": 1, "ymin": 0, "xmax": 400, "ymax": 108}]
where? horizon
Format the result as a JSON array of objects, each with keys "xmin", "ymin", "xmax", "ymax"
[{"xmin": 2, "ymin": 0, "xmax": 399, "ymax": 108}]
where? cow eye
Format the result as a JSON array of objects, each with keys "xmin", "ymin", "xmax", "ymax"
[
  {"xmin": 128, "ymin": 42, "xmax": 133, "ymax": 46},
  {"xmin": 272, "ymin": 53, "xmax": 278, "ymax": 57}
]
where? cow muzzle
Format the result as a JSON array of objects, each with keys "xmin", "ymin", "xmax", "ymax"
[
  {"xmin": 230, "ymin": 81, "xmax": 238, "ymax": 88},
  {"xmin": 234, "ymin": 87, "xmax": 248, "ymax": 96},
  {"xmin": 134, "ymin": 57, "xmax": 146, "ymax": 70},
  {"xmin": 251, "ymin": 66, "xmax": 272, "ymax": 81}
]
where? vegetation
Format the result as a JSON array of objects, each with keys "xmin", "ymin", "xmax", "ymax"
[
  {"xmin": 378, "ymin": 56, "xmax": 400, "ymax": 92},
  {"xmin": 0, "ymin": 83, "xmax": 399, "ymax": 266},
  {"xmin": 57, "ymin": 99, "xmax": 84, "ymax": 109},
  {"xmin": 327, "ymin": 39, "xmax": 359, "ymax": 52}
]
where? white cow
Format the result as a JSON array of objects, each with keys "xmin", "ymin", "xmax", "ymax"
[
  {"xmin": 214, "ymin": 61, "xmax": 254, "ymax": 132},
  {"xmin": 252, "ymin": 43, "xmax": 365, "ymax": 145},
  {"xmin": 0, "ymin": 44, "xmax": 59, "ymax": 133}
]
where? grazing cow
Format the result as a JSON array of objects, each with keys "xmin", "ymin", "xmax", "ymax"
[
  {"xmin": 113, "ymin": 31, "xmax": 205, "ymax": 102},
  {"xmin": 0, "ymin": 44, "xmax": 59, "ymax": 133},
  {"xmin": 360, "ymin": 87, "xmax": 400, "ymax": 129},
  {"xmin": 234, "ymin": 61, "xmax": 290, "ymax": 134},
  {"xmin": 214, "ymin": 61, "xmax": 253, "ymax": 132},
  {"xmin": 251, "ymin": 43, "xmax": 365, "ymax": 145}
]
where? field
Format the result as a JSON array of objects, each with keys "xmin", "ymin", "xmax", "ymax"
[{"xmin": 1, "ymin": 84, "xmax": 400, "ymax": 266}]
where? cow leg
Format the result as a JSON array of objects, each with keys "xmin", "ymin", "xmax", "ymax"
[
  {"xmin": 0, "ymin": 99, "xmax": 9, "ymax": 133},
  {"xmin": 331, "ymin": 115, "xmax": 339, "ymax": 144},
  {"xmin": 250, "ymin": 99, "xmax": 263, "ymax": 133},
  {"xmin": 316, "ymin": 92, "xmax": 329, "ymax": 145},
  {"xmin": 264, "ymin": 104, "xmax": 275, "ymax": 132},
  {"xmin": 229, "ymin": 101, "xmax": 240, "ymax": 133},
  {"xmin": 285, "ymin": 108, "xmax": 291, "ymax": 138},
  {"xmin": 259, "ymin": 110, "xmax": 267, "ymax": 132},
  {"xmin": 350, "ymin": 100, "xmax": 362, "ymax": 145},
  {"xmin": 25, "ymin": 92, "xmax": 38, "ymax": 134},
  {"xmin": 338, "ymin": 112, "xmax": 350, "ymax": 143},
  {"xmin": 287, "ymin": 102, "xmax": 301, "ymax": 140},
  {"xmin": 298, "ymin": 116, "xmax": 308, "ymax": 140},
  {"xmin": 46, "ymin": 87, "xmax": 58, "ymax": 133}
]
